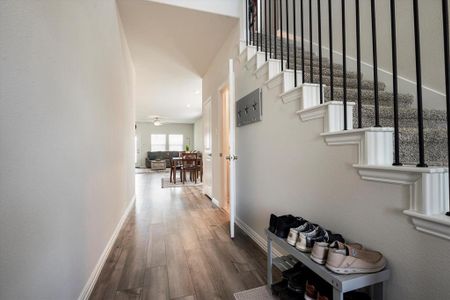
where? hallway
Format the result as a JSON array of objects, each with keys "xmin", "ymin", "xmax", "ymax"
[{"xmin": 90, "ymin": 172, "xmax": 268, "ymax": 300}]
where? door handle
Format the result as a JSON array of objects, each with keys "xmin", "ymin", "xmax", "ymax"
[
  {"xmin": 233, "ymin": 155, "xmax": 238, "ymax": 160},
  {"xmin": 225, "ymin": 155, "xmax": 232, "ymax": 160}
]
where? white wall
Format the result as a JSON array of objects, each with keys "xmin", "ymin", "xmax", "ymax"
[
  {"xmin": 233, "ymin": 49, "xmax": 450, "ymax": 300},
  {"xmin": 148, "ymin": 0, "xmax": 241, "ymax": 17},
  {"xmin": 203, "ymin": 8, "xmax": 450, "ymax": 299},
  {"xmin": 0, "ymin": 1, "xmax": 135, "ymax": 299},
  {"xmin": 193, "ymin": 117, "xmax": 204, "ymax": 152},
  {"xmin": 135, "ymin": 122, "xmax": 194, "ymax": 167}
]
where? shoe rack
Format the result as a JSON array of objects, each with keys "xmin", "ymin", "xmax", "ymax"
[{"xmin": 266, "ymin": 229, "xmax": 390, "ymax": 300}]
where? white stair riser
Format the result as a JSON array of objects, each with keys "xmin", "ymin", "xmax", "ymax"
[
  {"xmin": 283, "ymin": 71, "xmax": 303, "ymax": 93},
  {"xmin": 412, "ymin": 172, "xmax": 449, "ymax": 215},
  {"xmin": 302, "ymin": 85, "xmax": 325, "ymax": 110},
  {"xmin": 364, "ymin": 131, "xmax": 394, "ymax": 166},
  {"xmin": 246, "ymin": 46, "xmax": 256, "ymax": 61},
  {"xmin": 268, "ymin": 60, "xmax": 284, "ymax": 80},
  {"xmin": 298, "ymin": 101, "xmax": 355, "ymax": 133},
  {"xmin": 322, "ymin": 129, "xmax": 394, "ymax": 166},
  {"xmin": 326, "ymin": 103, "xmax": 354, "ymax": 132}
]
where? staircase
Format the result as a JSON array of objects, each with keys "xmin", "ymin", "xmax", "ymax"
[
  {"xmin": 259, "ymin": 35, "xmax": 448, "ymax": 166},
  {"xmin": 239, "ymin": 34, "xmax": 450, "ymax": 241}
]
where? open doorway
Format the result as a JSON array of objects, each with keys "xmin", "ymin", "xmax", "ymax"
[{"xmin": 219, "ymin": 85, "xmax": 231, "ymax": 213}]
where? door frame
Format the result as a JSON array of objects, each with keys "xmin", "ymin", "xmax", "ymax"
[
  {"xmin": 202, "ymin": 97, "xmax": 213, "ymax": 198},
  {"xmin": 218, "ymin": 82, "xmax": 230, "ymax": 214},
  {"xmin": 217, "ymin": 59, "xmax": 237, "ymax": 238}
]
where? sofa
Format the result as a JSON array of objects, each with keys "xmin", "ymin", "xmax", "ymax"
[{"xmin": 145, "ymin": 151, "xmax": 182, "ymax": 168}]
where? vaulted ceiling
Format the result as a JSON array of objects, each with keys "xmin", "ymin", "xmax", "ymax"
[{"xmin": 117, "ymin": 0, "xmax": 238, "ymax": 123}]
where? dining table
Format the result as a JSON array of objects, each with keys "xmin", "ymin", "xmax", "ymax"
[{"xmin": 170, "ymin": 157, "xmax": 202, "ymax": 184}]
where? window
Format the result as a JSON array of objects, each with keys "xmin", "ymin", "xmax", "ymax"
[
  {"xmin": 151, "ymin": 134, "xmax": 166, "ymax": 151},
  {"xmin": 169, "ymin": 134, "xmax": 183, "ymax": 151}
]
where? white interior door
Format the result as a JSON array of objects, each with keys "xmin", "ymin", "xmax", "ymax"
[
  {"xmin": 228, "ymin": 59, "xmax": 237, "ymax": 239},
  {"xmin": 203, "ymin": 98, "xmax": 213, "ymax": 198}
]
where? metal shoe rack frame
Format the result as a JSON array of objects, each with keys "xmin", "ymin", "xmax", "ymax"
[{"xmin": 266, "ymin": 229, "xmax": 390, "ymax": 300}]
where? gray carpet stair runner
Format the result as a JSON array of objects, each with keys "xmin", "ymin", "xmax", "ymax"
[{"xmin": 254, "ymin": 35, "xmax": 448, "ymax": 166}]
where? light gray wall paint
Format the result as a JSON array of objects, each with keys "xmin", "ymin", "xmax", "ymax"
[
  {"xmin": 136, "ymin": 122, "xmax": 194, "ymax": 167},
  {"xmin": 0, "ymin": 1, "xmax": 135, "ymax": 299},
  {"xmin": 204, "ymin": 12, "xmax": 450, "ymax": 299},
  {"xmin": 234, "ymin": 49, "xmax": 450, "ymax": 300}
]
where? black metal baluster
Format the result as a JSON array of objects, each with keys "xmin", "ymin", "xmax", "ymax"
[
  {"xmin": 371, "ymin": 0, "xmax": 380, "ymax": 127},
  {"xmin": 318, "ymin": 0, "xmax": 323, "ymax": 104},
  {"xmin": 252, "ymin": 0, "xmax": 255, "ymax": 46},
  {"xmin": 274, "ymin": 0, "xmax": 278, "ymax": 59},
  {"xmin": 328, "ymin": 0, "xmax": 333, "ymax": 101},
  {"xmin": 342, "ymin": 0, "xmax": 347, "ymax": 130},
  {"xmin": 294, "ymin": 0, "xmax": 298, "ymax": 86},
  {"xmin": 301, "ymin": 0, "xmax": 305, "ymax": 83},
  {"xmin": 280, "ymin": 0, "xmax": 284, "ymax": 70},
  {"xmin": 265, "ymin": 0, "xmax": 268, "ymax": 60},
  {"xmin": 391, "ymin": 0, "xmax": 401, "ymax": 166},
  {"xmin": 260, "ymin": 0, "xmax": 263, "ymax": 51},
  {"xmin": 356, "ymin": 0, "xmax": 362, "ymax": 128},
  {"xmin": 269, "ymin": 0, "xmax": 272, "ymax": 58},
  {"xmin": 442, "ymin": 0, "xmax": 450, "ymax": 215},
  {"xmin": 256, "ymin": 0, "xmax": 259, "ymax": 51},
  {"xmin": 309, "ymin": 0, "xmax": 313, "ymax": 83},
  {"xmin": 286, "ymin": 0, "xmax": 290, "ymax": 69},
  {"xmin": 246, "ymin": 0, "xmax": 249, "ymax": 46},
  {"xmin": 413, "ymin": 0, "xmax": 427, "ymax": 167}
]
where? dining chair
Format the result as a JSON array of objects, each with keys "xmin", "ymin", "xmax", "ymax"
[{"xmin": 181, "ymin": 153, "xmax": 198, "ymax": 183}]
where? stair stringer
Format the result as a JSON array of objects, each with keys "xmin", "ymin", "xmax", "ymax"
[
  {"xmin": 239, "ymin": 45, "xmax": 450, "ymax": 241},
  {"xmin": 320, "ymin": 129, "xmax": 450, "ymax": 240}
]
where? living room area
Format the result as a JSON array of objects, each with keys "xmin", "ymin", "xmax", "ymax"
[{"xmin": 135, "ymin": 118, "xmax": 204, "ymax": 186}]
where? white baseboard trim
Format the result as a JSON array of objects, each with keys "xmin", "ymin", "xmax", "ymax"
[
  {"xmin": 78, "ymin": 194, "xmax": 136, "ymax": 300},
  {"xmin": 235, "ymin": 217, "xmax": 283, "ymax": 258},
  {"xmin": 212, "ymin": 197, "xmax": 220, "ymax": 207}
]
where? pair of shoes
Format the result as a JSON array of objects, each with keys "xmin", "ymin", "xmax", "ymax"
[
  {"xmin": 276, "ymin": 264, "xmax": 311, "ymax": 299},
  {"xmin": 304, "ymin": 273, "xmax": 334, "ymax": 300},
  {"xmin": 306, "ymin": 278, "xmax": 371, "ymax": 300},
  {"xmin": 286, "ymin": 222, "xmax": 313, "ymax": 246},
  {"xmin": 287, "ymin": 223, "xmax": 331, "ymax": 253},
  {"xmin": 325, "ymin": 241, "xmax": 386, "ymax": 274},
  {"xmin": 269, "ymin": 214, "xmax": 305, "ymax": 238},
  {"xmin": 271, "ymin": 279, "xmax": 288, "ymax": 296},
  {"xmin": 310, "ymin": 233, "xmax": 346, "ymax": 264},
  {"xmin": 281, "ymin": 262, "xmax": 305, "ymax": 281},
  {"xmin": 345, "ymin": 291, "xmax": 371, "ymax": 300},
  {"xmin": 316, "ymin": 291, "xmax": 371, "ymax": 300}
]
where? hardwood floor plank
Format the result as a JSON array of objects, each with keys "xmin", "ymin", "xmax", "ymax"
[
  {"xmin": 165, "ymin": 234, "xmax": 195, "ymax": 299},
  {"xmin": 90, "ymin": 172, "xmax": 268, "ymax": 300},
  {"xmin": 114, "ymin": 287, "xmax": 142, "ymax": 300},
  {"xmin": 185, "ymin": 248, "xmax": 221, "ymax": 300},
  {"xmin": 142, "ymin": 266, "xmax": 169, "ymax": 300},
  {"xmin": 146, "ymin": 224, "xmax": 166, "ymax": 268}
]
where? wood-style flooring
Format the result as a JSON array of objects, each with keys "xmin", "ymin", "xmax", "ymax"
[{"xmin": 89, "ymin": 172, "xmax": 269, "ymax": 300}]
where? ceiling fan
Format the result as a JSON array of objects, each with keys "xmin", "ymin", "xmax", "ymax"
[{"xmin": 148, "ymin": 115, "xmax": 169, "ymax": 126}]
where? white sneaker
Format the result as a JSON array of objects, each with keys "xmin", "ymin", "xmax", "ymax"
[
  {"xmin": 295, "ymin": 226, "xmax": 320, "ymax": 252},
  {"xmin": 286, "ymin": 228, "xmax": 299, "ymax": 246},
  {"xmin": 286, "ymin": 222, "xmax": 310, "ymax": 246}
]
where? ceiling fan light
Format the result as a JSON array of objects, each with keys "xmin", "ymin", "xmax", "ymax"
[{"xmin": 154, "ymin": 120, "xmax": 162, "ymax": 126}]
